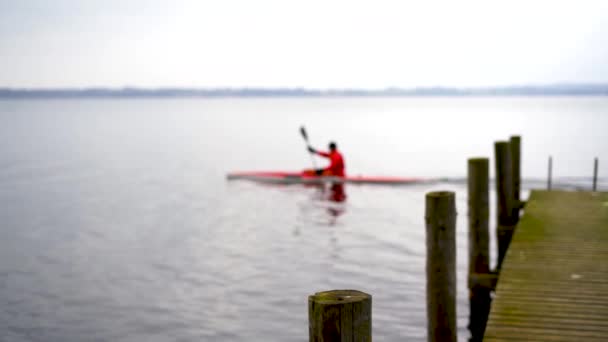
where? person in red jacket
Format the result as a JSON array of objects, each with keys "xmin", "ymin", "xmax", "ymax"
[{"xmin": 307, "ymin": 141, "xmax": 345, "ymax": 177}]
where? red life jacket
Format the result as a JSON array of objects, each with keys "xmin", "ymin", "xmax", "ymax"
[{"xmin": 318, "ymin": 150, "xmax": 345, "ymax": 177}]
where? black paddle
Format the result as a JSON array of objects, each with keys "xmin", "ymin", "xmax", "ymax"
[{"xmin": 299, "ymin": 126, "xmax": 317, "ymax": 169}]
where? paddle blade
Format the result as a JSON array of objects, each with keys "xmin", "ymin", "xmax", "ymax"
[{"xmin": 299, "ymin": 126, "xmax": 308, "ymax": 141}]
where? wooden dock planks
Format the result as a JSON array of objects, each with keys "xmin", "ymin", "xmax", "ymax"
[{"xmin": 484, "ymin": 190, "xmax": 608, "ymax": 341}]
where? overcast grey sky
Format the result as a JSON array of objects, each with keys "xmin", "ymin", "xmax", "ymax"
[{"xmin": 1, "ymin": 0, "xmax": 607, "ymax": 88}]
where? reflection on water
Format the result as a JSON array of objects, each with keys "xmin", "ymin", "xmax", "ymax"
[
  {"xmin": 300, "ymin": 183, "xmax": 348, "ymax": 226},
  {"xmin": 328, "ymin": 184, "xmax": 347, "ymax": 203},
  {"xmin": 318, "ymin": 183, "xmax": 347, "ymax": 220}
]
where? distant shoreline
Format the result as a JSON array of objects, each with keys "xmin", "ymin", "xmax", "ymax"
[{"xmin": 1, "ymin": 84, "xmax": 607, "ymax": 98}]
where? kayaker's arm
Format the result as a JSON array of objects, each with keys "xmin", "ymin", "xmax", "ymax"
[
  {"xmin": 308, "ymin": 146, "xmax": 330, "ymax": 158},
  {"xmin": 316, "ymin": 151, "xmax": 330, "ymax": 158}
]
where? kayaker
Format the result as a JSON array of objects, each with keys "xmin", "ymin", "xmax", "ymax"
[{"xmin": 307, "ymin": 141, "xmax": 345, "ymax": 177}]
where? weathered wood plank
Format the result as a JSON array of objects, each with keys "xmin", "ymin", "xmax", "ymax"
[
  {"xmin": 487, "ymin": 317, "xmax": 608, "ymax": 331},
  {"xmin": 484, "ymin": 190, "xmax": 608, "ymax": 341}
]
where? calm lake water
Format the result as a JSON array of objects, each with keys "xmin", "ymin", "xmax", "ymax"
[{"xmin": 0, "ymin": 97, "xmax": 606, "ymax": 341}]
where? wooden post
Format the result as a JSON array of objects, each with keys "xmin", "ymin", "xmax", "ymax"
[
  {"xmin": 425, "ymin": 191, "xmax": 456, "ymax": 342},
  {"xmin": 510, "ymin": 135, "xmax": 521, "ymax": 211},
  {"xmin": 468, "ymin": 158, "xmax": 490, "ymax": 276},
  {"xmin": 495, "ymin": 141, "xmax": 515, "ymax": 270},
  {"xmin": 593, "ymin": 157, "xmax": 598, "ymax": 192},
  {"xmin": 467, "ymin": 158, "xmax": 491, "ymax": 341},
  {"xmin": 308, "ymin": 289, "xmax": 371, "ymax": 342},
  {"xmin": 547, "ymin": 156, "xmax": 553, "ymax": 191}
]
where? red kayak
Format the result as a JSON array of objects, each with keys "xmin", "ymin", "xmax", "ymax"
[{"xmin": 226, "ymin": 171, "xmax": 432, "ymax": 185}]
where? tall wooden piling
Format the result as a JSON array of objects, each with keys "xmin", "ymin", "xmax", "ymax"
[
  {"xmin": 308, "ymin": 289, "xmax": 371, "ymax": 342},
  {"xmin": 547, "ymin": 156, "xmax": 553, "ymax": 191},
  {"xmin": 425, "ymin": 191, "xmax": 456, "ymax": 342},
  {"xmin": 495, "ymin": 141, "xmax": 515, "ymax": 269},
  {"xmin": 510, "ymin": 135, "xmax": 521, "ymax": 209},
  {"xmin": 593, "ymin": 157, "xmax": 598, "ymax": 191},
  {"xmin": 467, "ymin": 158, "xmax": 491, "ymax": 341},
  {"xmin": 468, "ymin": 158, "xmax": 490, "ymax": 277}
]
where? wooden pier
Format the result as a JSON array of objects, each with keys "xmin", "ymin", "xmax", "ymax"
[
  {"xmin": 308, "ymin": 136, "xmax": 604, "ymax": 342},
  {"xmin": 484, "ymin": 190, "xmax": 608, "ymax": 341}
]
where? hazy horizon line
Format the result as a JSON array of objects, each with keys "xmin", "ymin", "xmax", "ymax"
[
  {"xmin": 1, "ymin": 83, "xmax": 607, "ymax": 98},
  {"xmin": 2, "ymin": 82, "xmax": 608, "ymax": 91}
]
